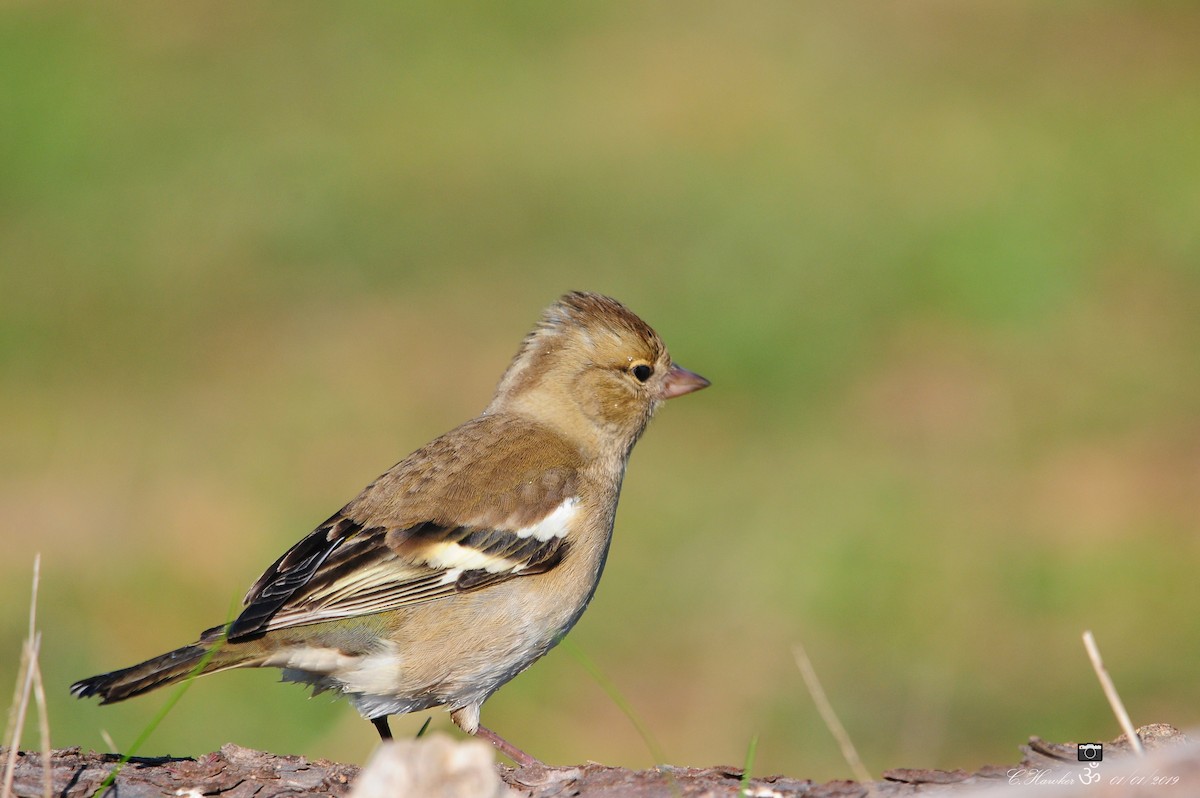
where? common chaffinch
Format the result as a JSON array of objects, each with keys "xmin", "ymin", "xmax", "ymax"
[{"xmin": 72, "ymin": 291, "xmax": 709, "ymax": 766}]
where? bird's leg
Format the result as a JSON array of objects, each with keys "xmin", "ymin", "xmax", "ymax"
[
  {"xmin": 372, "ymin": 716, "xmax": 393, "ymax": 741},
  {"xmin": 474, "ymin": 724, "xmax": 541, "ymax": 768},
  {"xmin": 450, "ymin": 705, "xmax": 542, "ymax": 767}
]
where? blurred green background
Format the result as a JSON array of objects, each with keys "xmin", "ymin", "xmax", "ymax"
[{"xmin": 3, "ymin": 0, "xmax": 1199, "ymax": 782}]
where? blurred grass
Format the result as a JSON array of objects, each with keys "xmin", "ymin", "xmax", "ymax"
[{"xmin": 3, "ymin": 0, "xmax": 1200, "ymax": 782}]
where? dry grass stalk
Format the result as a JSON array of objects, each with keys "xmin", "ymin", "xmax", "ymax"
[
  {"xmin": 793, "ymin": 643, "xmax": 874, "ymax": 785},
  {"xmin": 1082, "ymin": 630, "xmax": 1144, "ymax": 757},
  {"xmin": 2, "ymin": 555, "xmax": 52, "ymax": 798}
]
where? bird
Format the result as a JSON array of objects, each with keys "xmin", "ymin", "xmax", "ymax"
[{"xmin": 71, "ymin": 291, "xmax": 709, "ymax": 766}]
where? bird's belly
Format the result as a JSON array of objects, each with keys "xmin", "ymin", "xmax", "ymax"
[{"xmin": 393, "ymin": 576, "xmax": 592, "ymax": 705}]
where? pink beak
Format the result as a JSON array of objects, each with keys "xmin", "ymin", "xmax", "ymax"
[{"xmin": 659, "ymin": 364, "xmax": 711, "ymax": 400}]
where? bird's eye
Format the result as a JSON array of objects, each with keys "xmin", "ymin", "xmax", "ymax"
[{"xmin": 631, "ymin": 363, "xmax": 653, "ymax": 383}]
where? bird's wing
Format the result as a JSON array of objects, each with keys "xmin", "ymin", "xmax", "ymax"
[{"xmin": 226, "ymin": 422, "xmax": 583, "ymax": 641}]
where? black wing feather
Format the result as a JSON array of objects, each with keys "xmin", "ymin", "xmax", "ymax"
[{"xmin": 227, "ymin": 513, "xmax": 569, "ymax": 640}]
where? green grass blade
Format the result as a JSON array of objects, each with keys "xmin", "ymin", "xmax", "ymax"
[
  {"xmin": 739, "ymin": 734, "xmax": 759, "ymax": 796},
  {"xmin": 92, "ymin": 602, "xmax": 239, "ymax": 798},
  {"xmin": 559, "ymin": 638, "xmax": 668, "ymax": 765}
]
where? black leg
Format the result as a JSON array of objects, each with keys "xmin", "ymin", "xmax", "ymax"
[{"xmin": 372, "ymin": 716, "xmax": 393, "ymax": 741}]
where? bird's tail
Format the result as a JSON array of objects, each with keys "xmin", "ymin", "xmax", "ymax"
[{"xmin": 71, "ymin": 625, "xmax": 252, "ymax": 704}]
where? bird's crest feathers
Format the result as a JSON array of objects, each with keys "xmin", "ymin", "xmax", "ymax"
[{"xmin": 490, "ymin": 292, "xmax": 667, "ymax": 409}]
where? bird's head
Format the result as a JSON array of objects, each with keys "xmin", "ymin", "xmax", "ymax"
[{"xmin": 489, "ymin": 292, "xmax": 709, "ymax": 457}]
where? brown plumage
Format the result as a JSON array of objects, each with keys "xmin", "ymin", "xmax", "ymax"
[{"xmin": 71, "ymin": 291, "xmax": 709, "ymax": 765}]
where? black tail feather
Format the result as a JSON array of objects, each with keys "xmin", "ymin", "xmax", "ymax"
[
  {"xmin": 71, "ymin": 626, "xmax": 236, "ymax": 704},
  {"xmin": 71, "ymin": 644, "xmax": 212, "ymax": 704}
]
